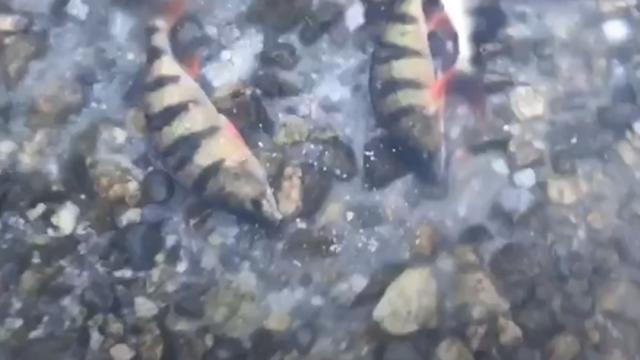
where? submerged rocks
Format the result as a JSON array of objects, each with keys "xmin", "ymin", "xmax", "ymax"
[
  {"xmin": 248, "ymin": 0, "xmax": 313, "ymax": 34},
  {"xmin": 435, "ymin": 338, "xmax": 474, "ymax": 360},
  {"xmin": 1, "ymin": 32, "xmax": 47, "ymax": 88},
  {"xmin": 30, "ymin": 77, "xmax": 85, "ymax": 127},
  {"xmin": 298, "ymin": 1, "xmax": 344, "ymax": 46},
  {"xmin": 597, "ymin": 280, "xmax": 640, "ymax": 322},
  {"xmin": 259, "ymin": 41, "xmax": 300, "ymax": 70},
  {"xmin": 372, "ymin": 266, "xmax": 438, "ymax": 335}
]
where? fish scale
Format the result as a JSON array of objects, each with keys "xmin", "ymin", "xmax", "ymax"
[{"xmin": 141, "ymin": 13, "xmax": 282, "ymax": 224}]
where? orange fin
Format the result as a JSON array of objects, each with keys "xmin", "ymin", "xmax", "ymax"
[
  {"xmin": 181, "ymin": 54, "xmax": 201, "ymax": 79},
  {"xmin": 427, "ymin": 10, "xmax": 455, "ymax": 36},
  {"xmin": 163, "ymin": 0, "xmax": 187, "ymax": 28},
  {"xmin": 224, "ymin": 120, "xmax": 244, "ymax": 141},
  {"xmin": 430, "ymin": 69, "xmax": 487, "ymax": 124}
]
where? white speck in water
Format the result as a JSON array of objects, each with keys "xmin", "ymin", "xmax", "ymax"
[
  {"xmin": 513, "ymin": 168, "xmax": 536, "ymax": 189},
  {"xmin": 48, "ymin": 201, "xmax": 80, "ymax": 237},
  {"xmin": 570, "ymin": 136, "xmax": 577, "ymax": 144},
  {"xmin": 602, "ymin": 18, "xmax": 630, "ymax": 45},
  {"xmin": 346, "ymin": 211, "xmax": 355, "ymax": 222},
  {"xmin": 66, "ymin": 0, "xmax": 89, "ymax": 21}
]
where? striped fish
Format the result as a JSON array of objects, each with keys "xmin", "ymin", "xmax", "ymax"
[
  {"xmin": 368, "ymin": 0, "xmax": 448, "ymax": 183},
  {"xmin": 142, "ymin": 3, "xmax": 282, "ymax": 224}
]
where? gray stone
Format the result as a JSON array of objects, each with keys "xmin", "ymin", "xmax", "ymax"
[
  {"xmin": 435, "ymin": 338, "xmax": 474, "ymax": 360},
  {"xmin": 373, "ymin": 266, "xmax": 439, "ymax": 335},
  {"xmin": 597, "ymin": 280, "xmax": 640, "ymax": 322},
  {"xmin": 134, "ymin": 296, "xmax": 159, "ymax": 319},
  {"xmin": 545, "ymin": 332, "xmax": 581, "ymax": 360}
]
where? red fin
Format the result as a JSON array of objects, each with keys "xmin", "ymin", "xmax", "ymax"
[
  {"xmin": 427, "ymin": 10, "xmax": 455, "ymax": 36},
  {"xmin": 430, "ymin": 69, "xmax": 487, "ymax": 124},
  {"xmin": 182, "ymin": 55, "xmax": 201, "ymax": 79},
  {"xmin": 163, "ymin": 0, "xmax": 187, "ymax": 28}
]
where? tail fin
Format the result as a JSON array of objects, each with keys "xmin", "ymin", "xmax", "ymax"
[{"xmin": 430, "ymin": 68, "xmax": 487, "ymax": 124}]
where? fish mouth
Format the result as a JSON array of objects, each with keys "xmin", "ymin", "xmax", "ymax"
[{"xmin": 259, "ymin": 191, "xmax": 283, "ymax": 224}]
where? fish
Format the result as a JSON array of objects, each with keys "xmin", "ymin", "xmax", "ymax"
[
  {"xmin": 141, "ymin": 0, "xmax": 282, "ymax": 224},
  {"xmin": 368, "ymin": 0, "xmax": 450, "ymax": 184},
  {"xmin": 427, "ymin": 0, "xmax": 507, "ymax": 123}
]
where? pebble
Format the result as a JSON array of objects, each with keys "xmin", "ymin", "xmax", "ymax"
[
  {"xmin": 298, "ymin": 1, "xmax": 344, "ymax": 45},
  {"xmin": 249, "ymin": 0, "xmax": 313, "ymax": 33},
  {"xmin": 597, "ymin": 280, "xmax": 640, "ymax": 322},
  {"xmin": 65, "ymin": 0, "xmax": 89, "ymax": 20},
  {"xmin": 204, "ymin": 335, "xmax": 247, "ymax": 360},
  {"xmin": 435, "ymin": 338, "xmax": 474, "ymax": 360},
  {"xmin": 292, "ymin": 323, "xmax": 317, "ymax": 355},
  {"xmin": 0, "ymin": 13, "xmax": 31, "ymax": 33},
  {"xmin": 31, "ymin": 78, "xmax": 85, "ymax": 127},
  {"xmin": 510, "ymin": 86, "xmax": 546, "ymax": 121},
  {"xmin": 274, "ymin": 116, "xmax": 310, "ymax": 145},
  {"xmin": 2, "ymin": 32, "xmax": 47, "ymax": 87},
  {"xmin": 118, "ymin": 223, "xmax": 164, "ymax": 271},
  {"xmin": 513, "ymin": 168, "xmax": 536, "ymax": 189},
  {"xmin": 276, "ymin": 164, "xmax": 303, "ymax": 218},
  {"xmin": 252, "ymin": 70, "xmax": 303, "ymax": 98},
  {"xmin": 602, "ymin": 18, "xmax": 631, "ymax": 45},
  {"xmin": 135, "ymin": 296, "xmax": 159, "ymax": 319},
  {"xmin": 109, "ymin": 344, "xmax": 136, "ymax": 360},
  {"xmin": 498, "ymin": 317, "xmax": 524, "ymax": 347},
  {"xmin": 547, "ymin": 176, "xmax": 583, "ymax": 205},
  {"xmin": 115, "ymin": 207, "xmax": 142, "ymax": 228},
  {"xmin": 263, "ymin": 312, "xmax": 291, "ymax": 332},
  {"xmin": 48, "ymin": 201, "xmax": 80, "ymax": 237},
  {"xmin": 344, "ymin": 0, "xmax": 365, "ymax": 31},
  {"xmin": 546, "ymin": 332, "xmax": 581, "ymax": 360},
  {"xmin": 413, "ymin": 225, "xmax": 440, "ymax": 257},
  {"xmin": 455, "ymin": 271, "xmax": 510, "ymax": 314},
  {"xmin": 259, "ymin": 41, "xmax": 300, "ymax": 70},
  {"xmin": 141, "ymin": 170, "xmax": 174, "ymax": 205},
  {"xmin": 373, "ymin": 266, "xmax": 439, "ymax": 335}
]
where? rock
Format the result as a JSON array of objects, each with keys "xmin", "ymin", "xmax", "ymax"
[
  {"xmin": 174, "ymin": 295, "xmax": 205, "ymax": 319},
  {"xmin": 81, "ymin": 279, "xmax": 114, "ymax": 315},
  {"xmin": 547, "ymin": 176, "xmax": 584, "ymax": 205},
  {"xmin": 489, "ymin": 242, "xmax": 547, "ymax": 306},
  {"xmin": 248, "ymin": 0, "xmax": 313, "ymax": 34},
  {"xmin": 140, "ymin": 170, "xmax": 174, "ymax": 205},
  {"xmin": 510, "ymin": 86, "xmax": 546, "ymax": 121},
  {"xmin": 252, "ymin": 70, "xmax": 303, "ymax": 98},
  {"xmin": 298, "ymin": 1, "xmax": 344, "ymax": 46},
  {"xmin": 249, "ymin": 328, "xmax": 280, "ymax": 360},
  {"xmin": 47, "ymin": 201, "xmax": 80, "ymax": 237},
  {"xmin": 363, "ymin": 135, "xmax": 409, "ymax": 189},
  {"xmin": 597, "ymin": 280, "xmax": 640, "ymax": 322},
  {"xmin": 0, "ymin": 13, "xmax": 31, "ymax": 33},
  {"xmin": 508, "ymin": 137, "xmax": 545, "ymax": 168},
  {"xmin": 596, "ymin": 104, "xmax": 640, "ymax": 133},
  {"xmin": 11, "ymin": 333, "xmax": 83, "ymax": 360},
  {"xmin": 283, "ymin": 227, "xmax": 338, "ymax": 259},
  {"xmin": 1, "ymin": 32, "xmax": 47, "ymax": 87},
  {"xmin": 292, "ymin": 323, "xmax": 317, "ymax": 355},
  {"xmin": 203, "ymin": 335, "xmax": 247, "ymax": 360},
  {"xmin": 259, "ymin": 41, "xmax": 299, "ymax": 70},
  {"xmin": 263, "ymin": 312, "xmax": 291, "ymax": 332},
  {"xmin": 30, "ymin": 77, "xmax": 85, "ymax": 127},
  {"xmin": 498, "ymin": 317, "xmax": 523, "ymax": 348},
  {"xmin": 212, "ymin": 85, "xmax": 275, "ymax": 137},
  {"xmin": 492, "ymin": 186, "xmax": 536, "ymax": 223},
  {"xmin": 514, "ymin": 301, "xmax": 558, "ymax": 345},
  {"xmin": 344, "ymin": 1, "xmax": 366, "ymax": 32},
  {"xmin": 65, "ymin": 0, "xmax": 89, "ymax": 20},
  {"xmin": 276, "ymin": 164, "xmax": 303, "ymax": 218},
  {"xmin": 137, "ymin": 322, "xmax": 164, "ymax": 360},
  {"xmin": 109, "ymin": 344, "xmax": 136, "ymax": 360},
  {"xmin": 298, "ymin": 162, "xmax": 332, "ymax": 218},
  {"xmin": 373, "ymin": 266, "xmax": 439, "ymax": 335},
  {"xmin": 274, "ymin": 116, "xmax": 309, "ymax": 145},
  {"xmin": 513, "ymin": 168, "xmax": 536, "ymax": 189},
  {"xmin": 162, "ymin": 330, "xmax": 208, "ymax": 360},
  {"xmin": 351, "ymin": 263, "xmax": 407, "ymax": 307},
  {"xmin": 315, "ymin": 136, "xmax": 358, "ymax": 181},
  {"xmin": 9, "ymin": 0, "xmax": 57, "ymax": 14},
  {"xmin": 116, "ymin": 223, "xmax": 164, "ymax": 271},
  {"xmin": 546, "ymin": 332, "xmax": 581, "ymax": 360},
  {"xmin": 115, "ymin": 207, "xmax": 142, "ymax": 228},
  {"xmin": 134, "ymin": 296, "xmax": 159, "ymax": 319},
  {"xmin": 381, "ymin": 341, "xmax": 423, "ymax": 360},
  {"xmin": 435, "ymin": 338, "xmax": 474, "ymax": 360},
  {"xmin": 550, "ymin": 149, "xmax": 577, "ymax": 175},
  {"xmin": 454, "ymin": 271, "xmax": 510, "ymax": 314}
]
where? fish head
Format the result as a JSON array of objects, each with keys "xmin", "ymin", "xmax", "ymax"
[{"xmin": 222, "ymin": 163, "xmax": 283, "ymax": 225}]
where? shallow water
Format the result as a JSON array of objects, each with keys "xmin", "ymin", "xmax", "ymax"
[{"xmin": 2, "ymin": 0, "xmax": 640, "ymax": 359}]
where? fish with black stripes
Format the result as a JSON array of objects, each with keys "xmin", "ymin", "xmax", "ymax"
[
  {"xmin": 141, "ymin": 0, "xmax": 282, "ymax": 224},
  {"xmin": 368, "ymin": 0, "xmax": 452, "ymax": 184}
]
